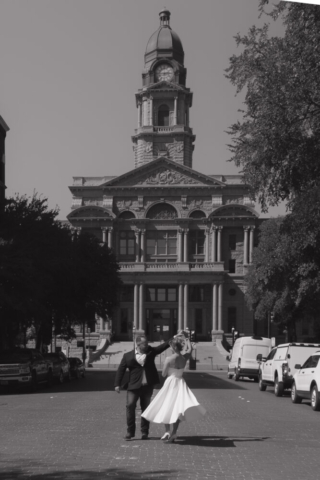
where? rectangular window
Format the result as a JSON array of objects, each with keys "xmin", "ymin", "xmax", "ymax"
[
  {"xmin": 229, "ymin": 259, "xmax": 236, "ymax": 273},
  {"xmin": 146, "ymin": 287, "xmax": 177, "ymax": 302},
  {"xmin": 119, "ymin": 231, "xmax": 135, "ymax": 257},
  {"xmin": 229, "ymin": 234, "xmax": 237, "ymax": 251},
  {"xmin": 121, "ymin": 285, "xmax": 134, "ymax": 302},
  {"xmin": 189, "ymin": 230, "xmax": 205, "ymax": 256},
  {"xmin": 189, "ymin": 286, "xmax": 205, "ymax": 302},
  {"xmin": 120, "ymin": 309, "xmax": 128, "ymax": 334},
  {"xmin": 227, "ymin": 307, "xmax": 237, "ymax": 332},
  {"xmin": 195, "ymin": 308, "xmax": 203, "ymax": 334},
  {"xmin": 146, "ymin": 231, "xmax": 177, "ymax": 259}
]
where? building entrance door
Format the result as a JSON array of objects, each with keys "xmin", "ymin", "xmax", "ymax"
[{"xmin": 149, "ymin": 309, "xmax": 177, "ymax": 342}]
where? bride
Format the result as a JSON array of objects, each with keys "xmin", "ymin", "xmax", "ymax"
[{"xmin": 141, "ymin": 333, "xmax": 206, "ymax": 443}]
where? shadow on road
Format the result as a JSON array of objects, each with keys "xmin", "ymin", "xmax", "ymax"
[
  {"xmin": 0, "ymin": 464, "xmax": 177, "ymax": 480},
  {"xmin": 176, "ymin": 435, "xmax": 270, "ymax": 448},
  {"xmin": 0, "ymin": 371, "xmax": 246, "ymax": 396}
]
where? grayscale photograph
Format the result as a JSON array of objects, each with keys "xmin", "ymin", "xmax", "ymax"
[{"xmin": 1, "ymin": 1, "xmax": 320, "ymax": 479}]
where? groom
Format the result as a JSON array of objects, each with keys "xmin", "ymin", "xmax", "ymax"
[{"xmin": 114, "ymin": 333, "xmax": 181, "ymax": 440}]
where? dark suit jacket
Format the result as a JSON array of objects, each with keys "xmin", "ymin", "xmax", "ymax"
[{"xmin": 114, "ymin": 341, "xmax": 171, "ymax": 390}]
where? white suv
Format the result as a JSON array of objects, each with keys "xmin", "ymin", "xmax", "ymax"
[
  {"xmin": 258, "ymin": 343, "xmax": 320, "ymax": 397},
  {"xmin": 291, "ymin": 352, "xmax": 320, "ymax": 411}
]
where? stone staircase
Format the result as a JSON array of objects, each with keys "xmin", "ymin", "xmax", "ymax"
[{"xmin": 91, "ymin": 339, "xmax": 229, "ymax": 371}]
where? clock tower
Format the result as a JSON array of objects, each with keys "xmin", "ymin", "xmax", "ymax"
[{"xmin": 132, "ymin": 9, "xmax": 196, "ymax": 169}]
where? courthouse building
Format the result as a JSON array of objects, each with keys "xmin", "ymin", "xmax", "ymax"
[{"xmin": 67, "ymin": 10, "xmax": 260, "ymax": 346}]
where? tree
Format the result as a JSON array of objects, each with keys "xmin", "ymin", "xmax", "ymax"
[
  {"xmin": 226, "ymin": 1, "xmax": 320, "ymax": 212},
  {"xmin": 246, "ymin": 189, "xmax": 320, "ymax": 340},
  {"xmin": 0, "ymin": 194, "xmax": 121, "ymax": 350}
]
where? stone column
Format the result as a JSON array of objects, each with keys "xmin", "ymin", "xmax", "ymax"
[
  {"xmin": 135, "ymin": 229, "xmax": 140, "ymax": 263},
  {"xmin": 243, "ymin": 226, "xmax": 249, "ymax": 265},
  {"xmin": 149, "ymin": 97, "xmax": 153, "ymax": 126},
  {"xmin": 183, "ymin": 229, "xmax": 189, "ymax": 263},
  {"xmin": 186, "ymin": 105, "xmax": 189, "ymax": 127},
  {"xmin": 218, "ymin": 283, "xmax": 223, "ymax": 331},
  {"xmin": 178, "ymin": 283, "xmax": 184, "ymax": 331},
  {"xmin": 249, "ymin": 226, "xmax": 255, "ymax": 264},
  {"xmin": 205, "ymin": 229, "xmax": 210, "ymax": 262},
  {"xmin": 174, "ymin": 96, "xmax": 178, "ymax": 125},
  {"xmin": 102, "ymin": 228, "xmax": 107, "ymax": 244},
  {"xmin": 183, "ymin": 284, "xmax": 189, "ymax": 329},
  {"xmin": 212, "ymin": 283, "xmax": 218, "ymax": 331},
  {"xmin": 143, "ymin": 99, "xmax": 148, "ymax": 126},
  {"xmin": 178, "ymin": 229, "xmax": 183, "ymax": 262},
  {"xmin": 137, "ymin": 101, "xmax": 141, "ymax": 128},
  {"xmin": 140, "ymin": 229, "xmax": 146, "ymax": 263},
  {"xmin": 217, "ymin": 226, "xmax": 223, "ymax": 262},
  {"xmin": 139, "ymin": 283, "xmax": 144, "ymax": 331},
  {"xmin": 108, "ymin": 228, "xmax": 113, "ymax": 248},
  {"xmin": 134, "ymin": 283, "xmax": 139, "ymax": 329},
  {"xmin": 211, "ymin": 226, "xmax": 217, "ymax": 262}
]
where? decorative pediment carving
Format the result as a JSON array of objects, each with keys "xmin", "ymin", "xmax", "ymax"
[
  {"xmin": 136, "ymin": 168, "xmax": 201, "ymax": 186},
  {"xmin": 210, "ymin": 205, "xmax": 258, "ymax": 218},
  {"xmin": 67, "ymin": 206, "xmax": 114, "ymax": 220}
]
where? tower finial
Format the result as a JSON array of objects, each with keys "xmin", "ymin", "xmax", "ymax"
[{"xmin": 159, "ymin": 8, "xmax": 170, "ymax": 26}]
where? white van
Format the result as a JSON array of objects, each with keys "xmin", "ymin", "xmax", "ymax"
[{"xmin": 227, "ymin": 336, "xmax": 272, "ymax": 381}]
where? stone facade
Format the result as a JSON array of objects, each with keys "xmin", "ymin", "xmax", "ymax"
[{"xmin": 66, "ymin": 10, "xmax": 261, "ymax": 349}]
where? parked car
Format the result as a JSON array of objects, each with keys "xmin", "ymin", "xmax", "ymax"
[
  {"xmin": 43, "ymin": 352, "xmax": 70, "ymax": 384},
  {"xmin": 68, "ymin": 357, "xmax": 85, "ymax": 379},
  {"xmin": 0, "ymin": 349, "xmax": 53, "ymax": 391},
  {"xmin": 291, "ymin": 352, "xmax": 320, "ymax": 411},
  {"xmin": 258, "ymin": 343, "xmax": 320, "ymax": 397},
  {"xmin": 227, "ymin": 336, "xmax": 272, "ymax": 381}
]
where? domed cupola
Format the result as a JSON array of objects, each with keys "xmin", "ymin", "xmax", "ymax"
[{"xmin": 145, "ymin": 9, "xmax": 184, "ymax": 68}]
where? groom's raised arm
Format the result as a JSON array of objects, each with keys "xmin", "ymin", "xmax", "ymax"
[{"xmin": 152, "ymin": 332, "xmax": 184, "ymax": 355}]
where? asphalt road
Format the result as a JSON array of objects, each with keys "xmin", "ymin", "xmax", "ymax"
[{"xmin": 0, "ymin": 370, "xmax": 319, "ymax": 480}]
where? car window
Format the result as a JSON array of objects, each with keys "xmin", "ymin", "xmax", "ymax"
[
  {"xmin": 302, "ymin": 356, "xmax": 312, "ymax": 369},
  {"xmin": 307, "ymin": 356, "xmax": 320, "ymax": 368},
  {"xmin": 266, "ymin": 349, "xmax": 277, "ymax": 361}
]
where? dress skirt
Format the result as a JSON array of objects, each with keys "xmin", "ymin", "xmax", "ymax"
[{"xmin": 141, "ymin": 368, "xmax": 206, "ymax": 424}]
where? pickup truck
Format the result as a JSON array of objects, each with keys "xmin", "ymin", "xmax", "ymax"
[
  {"xmin": 0, "ymin": 348, "xmax": 53, "ymax": 391},
  {"xmin": 258, "ymin": 343, "xmax": 320, "ymax": 397}
]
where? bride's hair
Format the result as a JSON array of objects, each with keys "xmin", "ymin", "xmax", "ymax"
[{"xmin": 170, "ymin": 338, "xmax": 184, "ymax": 352}]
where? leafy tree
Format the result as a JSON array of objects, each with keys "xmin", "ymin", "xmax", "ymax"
[
  {"xmin": 246, "ymin": 189, "xmax": 320, "ymax": 340},
  {"xmin": 226, "ymin": 1, "xmax": 320, "ymax": 212},
  {"xmin": 0, "ymin": 195, "xmax": 121, "ymax": 350}
]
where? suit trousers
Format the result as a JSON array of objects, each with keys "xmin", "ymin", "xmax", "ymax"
[{"xmin": 126, "ymin": 385, "xmax": 153, "ymax": 435}]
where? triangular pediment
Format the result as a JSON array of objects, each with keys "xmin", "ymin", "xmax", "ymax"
[{"xmin": 101, "ymin": 158, "xmax": 226, "ymax": 188}]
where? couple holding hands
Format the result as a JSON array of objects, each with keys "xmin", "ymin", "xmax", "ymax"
[{"xmin": 114, "ymin": 330, "xmax": 206, "ymax": 443}]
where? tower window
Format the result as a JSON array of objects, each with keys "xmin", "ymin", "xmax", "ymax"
[
  {"xmin": 158, "ymin": 105, "xmax": 170, "ymax": 126},
  {"xmin": 229, "ymin": 259, "xmax": 236, "ymax": 273}
]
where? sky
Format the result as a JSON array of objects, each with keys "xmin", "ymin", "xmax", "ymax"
[{"xmin": 0, "ymin": 0, "xmax": 287, "ymax": 220}]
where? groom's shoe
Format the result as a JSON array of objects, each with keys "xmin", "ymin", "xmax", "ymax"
[
  {"xmin": 124, "ymin": 433, "xmax": 134, "ymax": 441},
  {"xmin": 141, "ymin": 433, "xmax": 149, "ymax": 440}
]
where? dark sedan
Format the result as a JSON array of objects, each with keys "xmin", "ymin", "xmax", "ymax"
[{"xmin": 68, "ymin": 357, "xmax": 85, "ymax": 379}]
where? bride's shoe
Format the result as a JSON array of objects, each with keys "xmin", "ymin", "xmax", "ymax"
[
  {"xmin": 161, "ymin": 432, "xmax": 170, "ymax": 440},
  {"xmin": 165, "ymin": 433, "xmax": 177, "ymax": 443}
]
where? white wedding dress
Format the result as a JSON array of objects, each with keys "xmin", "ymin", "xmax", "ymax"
[{"xmin": 141, "ymin": 367, "xmax": 206, "ymax": 424}]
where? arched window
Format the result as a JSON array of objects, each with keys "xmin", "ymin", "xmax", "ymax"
[
  {"xmin": 146, "ymin": 203, "xmax": 177, "ymax": 220},
  {"xmin": 118, "ymin": 211, "xmax": 135, "ymax": 220},
  {"xmin": 158, "ymin": 104, "xmax": 170, "ymax": 126},
  {"xmin": 189, "ymin": 210, "xmax": 206, "ymax": 219}
]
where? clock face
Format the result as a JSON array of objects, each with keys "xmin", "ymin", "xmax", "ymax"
[{"xmin": 155, "ymin": 64, "xmax": 174, "ymax": 82}]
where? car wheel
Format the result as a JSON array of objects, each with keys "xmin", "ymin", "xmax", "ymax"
[
  {"xmin": 274, "ymin": 377, "xmax": 284, "ymax": 397},
  {"xmin": 291, "ymin": 381, "xmax": 302, "ymax": 404},
  {"xmin": 311, "ymin": 385, "xmax": 320, "ymax": 411},
  {"xmin": 253, "ymin": 377, "xmax": 259, "ymax": 383},
  {"xmin": 58, "ymin": 370, "xmax": 64, "ymax": 384},
  {"xmin": 30, "ymin": 371, "xmax": 38, "ymax": 393},
  {"xmin": 259, "ymin": 375, "xmax": 267, "ymax": 392}
]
